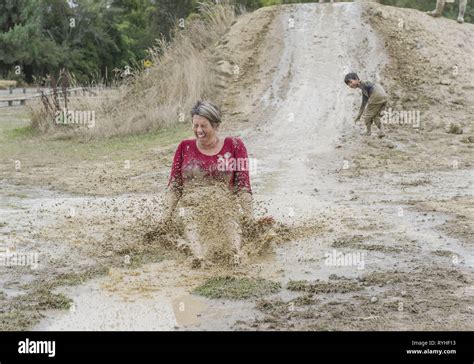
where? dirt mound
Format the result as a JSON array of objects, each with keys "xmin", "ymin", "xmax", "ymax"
[{"xmin": 366, "ymin": 3, "xmax": 474, "ymax": 131}]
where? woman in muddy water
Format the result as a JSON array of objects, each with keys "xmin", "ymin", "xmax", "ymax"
[{"xmin": 162, "ymin": 100, "xmax": 254, "ymax": 267}]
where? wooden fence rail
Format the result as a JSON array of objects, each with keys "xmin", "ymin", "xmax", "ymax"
[{"xmin": 0, "ymin": 87, "xmax": 102, "ymax": 107}]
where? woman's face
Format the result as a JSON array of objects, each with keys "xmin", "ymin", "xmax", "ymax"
[{"xmin": 192, "ymin": 115, "xmax": 217, "ymax": 143}]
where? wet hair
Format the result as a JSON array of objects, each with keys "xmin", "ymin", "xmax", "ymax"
[
  {"xmin": 191, "ymin": 100, "xmax": 222, "ymax": 127},
  {"xmin": 344, "ymin": 72, "xmax": 360, "ymax": 85}
]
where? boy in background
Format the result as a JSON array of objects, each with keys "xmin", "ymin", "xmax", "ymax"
[{"xmin": 345, "ymin": 72, "xmax": 388, "ymax": 137}]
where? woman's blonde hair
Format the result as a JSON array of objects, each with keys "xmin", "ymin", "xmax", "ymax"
[{"xmin": 191, "ymin": 100, "xmax": 222, "ymax": 127}]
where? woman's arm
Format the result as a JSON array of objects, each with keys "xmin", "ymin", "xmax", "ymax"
[
  {"xmin": 232, "ymin": 137, "xmax": 254, "ymax": 219},
  {"xmin": 163, "ymin": 188, "xmax": 180, "ymax": 221},
  {"xmin": 164, "ymin": 141, "xmax": 185, "ymax": 220}
]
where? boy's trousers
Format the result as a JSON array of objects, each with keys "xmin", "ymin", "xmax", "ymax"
[{"xmin": 364, "ymin": 101, "xmax": 386, "ymax": 132}]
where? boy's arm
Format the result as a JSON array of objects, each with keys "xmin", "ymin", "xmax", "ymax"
[{"xmin": 355, "ymin": 93, "xmax": 368, "ymax": 122}]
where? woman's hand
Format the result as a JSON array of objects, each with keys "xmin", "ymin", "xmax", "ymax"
[{"xmin": 257, "ymin": 216, "xmax": 275, "ymax": 226}]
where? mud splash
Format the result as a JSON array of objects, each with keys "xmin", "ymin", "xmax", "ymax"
[{"xmin": 143, "ymin": 184, "xmax": 325, "ymax": 268}]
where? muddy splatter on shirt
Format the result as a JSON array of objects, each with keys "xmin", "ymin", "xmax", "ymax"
[
  {"xmin": 168, "ymin": 136, "xmax": 252, "ymax": 194},
  {"xmin": 359, "ymin": 81, "xmax": 388, "ymax": 106}
]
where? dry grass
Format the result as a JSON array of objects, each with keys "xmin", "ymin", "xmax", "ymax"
[{"xmin": 28, "ymin": 1, "xmax": 238, "ymax": 139}]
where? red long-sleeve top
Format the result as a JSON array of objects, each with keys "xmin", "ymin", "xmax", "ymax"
[{"xmin": 168, "ymin": 137, "xmax": 252, "ymax": 194}]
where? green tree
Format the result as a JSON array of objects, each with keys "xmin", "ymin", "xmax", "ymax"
[{"xmin": 0, "ymin": 0, "xmax": 67, "ymax": 82}]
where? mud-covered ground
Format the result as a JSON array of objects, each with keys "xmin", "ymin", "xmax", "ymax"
[{"xmin": 0, "ymin": 2, "xmax": 473, "ymax": 331}]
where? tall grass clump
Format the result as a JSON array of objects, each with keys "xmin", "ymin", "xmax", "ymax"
[{"xmin": 29, "ymin": 1, "xmax": 238, "ymax": 139}]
